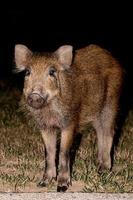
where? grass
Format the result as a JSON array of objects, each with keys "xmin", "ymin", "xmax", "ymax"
[{"xmin": 0, "ymin": 80, "xmax": 133, "ymax": 192}]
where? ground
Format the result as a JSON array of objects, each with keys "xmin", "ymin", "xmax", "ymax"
[{"xmin": 0, "ymin": 80, "xmax": 133, "ymax": 192}]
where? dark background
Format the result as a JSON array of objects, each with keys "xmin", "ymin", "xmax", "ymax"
[
  {"xmin": 0, "ymin": 4, "xmax": 132, "ymax": 104},
  {"xmin": 0, "ymin": 4, "xmax": 132, "ymax": 76}
]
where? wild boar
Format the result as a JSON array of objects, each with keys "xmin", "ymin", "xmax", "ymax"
[{"xmin": 14, "ymin": 44, "xmax": 123, "ymax": 191}]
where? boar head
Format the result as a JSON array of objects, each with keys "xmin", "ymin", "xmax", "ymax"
[{"xmin": 15, "ymin": 44, "xmax": 73, "ymax": 109}]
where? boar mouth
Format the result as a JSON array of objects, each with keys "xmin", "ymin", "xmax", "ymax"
[{"xmin": 27, "ymin": 92, "xmax": 48, "ymax": 109}]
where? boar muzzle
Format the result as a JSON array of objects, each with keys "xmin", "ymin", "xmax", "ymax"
[{"xmin": 27, "ymin": 92, "xmax": 46, "ymax": 109}]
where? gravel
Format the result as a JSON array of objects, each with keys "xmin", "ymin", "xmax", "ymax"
[{"xmin": 0, "ymin": 193, "xmax": 133, "ymax": 200}]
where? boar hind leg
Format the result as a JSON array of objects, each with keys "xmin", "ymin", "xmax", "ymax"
[
  {"xmin": 57, "ymin": 125, "xmax": 75, "ymax": 191},
  {"xmin": 93, "ymin": 106, "xmax": 117, "ymax": 172},
  {"xmin": 38, "ymin": 129, "xmax": 57, "ymax": 187}
]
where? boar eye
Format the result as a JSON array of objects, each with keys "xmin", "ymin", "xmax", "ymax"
[
  {"xmin": 49, "ymin": 67, "xmax": 57, "ymax": 77},
  {"xmin": 25, "ymin": 68, "xmax": 31, "ymax": 76}
]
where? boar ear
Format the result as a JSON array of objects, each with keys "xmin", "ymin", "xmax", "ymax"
[
  {"xmin": 55, "ymin": 45, "xmax": 73, "ymax": 69},
  {"xmin": 14, "ymin": 44, "xmax": 32, "ymax": 72}
]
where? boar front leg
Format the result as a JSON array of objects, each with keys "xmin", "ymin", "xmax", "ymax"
[
  {"xmin": 57, "ymin": 124, "xmax": 75, "ymax": 191},
  {"xmin": 38, "ymin": 128, "xmax": 57, "ymax": 187}
]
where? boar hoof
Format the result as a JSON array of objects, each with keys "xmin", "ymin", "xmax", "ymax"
[
  {"xmin": 37, "ymin": 177, "xmax": 56, "ymax": 187},
  {"xmin": 37, "ymin": 179, "xmax": 47, "ymax": 187},
  {"xmin": 57, "ymin": 185, "xmax": 68, "ymax": 192},
  {"xmin": 98, "ymin": 164, "xmax": 111, "ymax": 174},
  {"xmin": 57, "ymin": 177, "xmax": 71, "ymax": 192}
]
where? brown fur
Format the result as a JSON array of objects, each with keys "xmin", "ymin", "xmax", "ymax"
[{"xmin": 15, "ymin": 44, "xmax": 123, "ymax": 191}]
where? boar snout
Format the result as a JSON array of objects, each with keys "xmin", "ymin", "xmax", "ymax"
[{"xmin": 27, "ymin": 92, "xmax": 47, "ymax": 109}]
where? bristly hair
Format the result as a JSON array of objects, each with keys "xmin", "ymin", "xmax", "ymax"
[
  {"xmin": 18, "ymin": 96, "xmax": 39, "ymax": 131},
  {"xmin": 12, "ymin": 61, "xmax": 26, "ymax": 74}
]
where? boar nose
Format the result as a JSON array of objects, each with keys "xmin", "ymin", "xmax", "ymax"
[{"xmin": 27, "ymin": 93, "xmax": 45, "ymax": 109}]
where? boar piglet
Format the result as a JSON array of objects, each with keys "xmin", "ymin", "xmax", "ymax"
[{"xmin": 15, "ymin": 44, "xmax": 123, "ymax": 191}]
